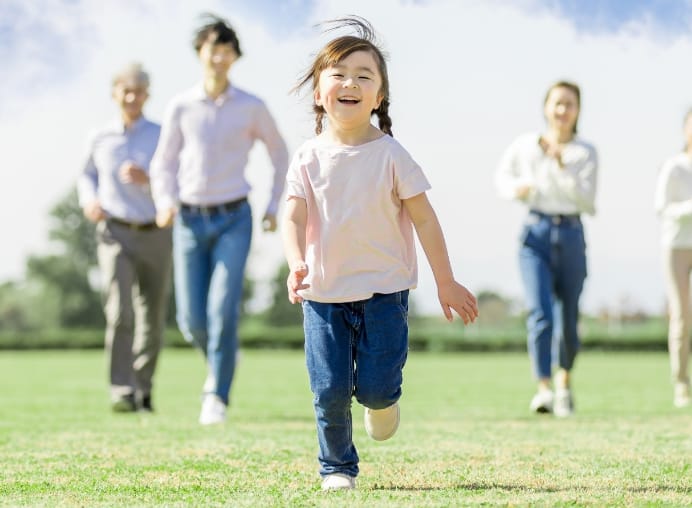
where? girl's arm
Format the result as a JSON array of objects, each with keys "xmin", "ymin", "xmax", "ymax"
[
  {"xmin": 281, "ymin": 196, "xmax": 310, "ymax": 304},
  {"xmin": 403, "ymin": 193, "xmax": 478, "ymax": 324}
]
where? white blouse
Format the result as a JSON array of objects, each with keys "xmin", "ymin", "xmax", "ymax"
[
  {"xmin": 495, "ymin": 132, "xmax": 598, "ymax": 215},
  {"xmin": 655, "ymin": 152, "xmax": 692, "ymax": 248}
]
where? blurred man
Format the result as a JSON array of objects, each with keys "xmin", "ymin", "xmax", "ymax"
[
  {"xmin": 150, "ymin": 14, "xmax": 288, "ymax": 425},
  {"xmin": 78, "ymin": 63, "xmax": 172, "ymax": 412}
]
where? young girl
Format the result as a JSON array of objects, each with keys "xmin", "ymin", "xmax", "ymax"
[
  {"xmin": 282, "ymin": 18, "xmax": 478, "ymax": 491},
  {"xmin": 654, "ymin": 109, "xmax": 692, "ymax": 409},
  {"xmin": 495, "ymin": 81, "xmax": 598, "ymax": 418}
]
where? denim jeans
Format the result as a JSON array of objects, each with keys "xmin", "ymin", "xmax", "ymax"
[
  {"xmin": 302, "ymin": 291, "xmax": 409, "ymax": 478},
  {"xmin": 519, "ymin": 211, "xmax": 587, "ymax": 380},
  {"xmin": 173, "ymin": 201, "xmax": 252, "ymax": 404}
]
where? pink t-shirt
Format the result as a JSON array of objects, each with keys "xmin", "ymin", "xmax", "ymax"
[{"xmin": 285, "ymin": 134, "xmax": 431, "ymax": 303}]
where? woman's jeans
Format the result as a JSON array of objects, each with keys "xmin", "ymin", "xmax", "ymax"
[
  {"xmin": 302, "ymin": 291, "xmax": 409, "ymax": 478},
  {"xmin": 173, "ymin": 201, "xmax": 252, "ymax": 404},
  {"xmin": 519, "ymin": 211, "xmax": 587, "ymax": 380}
]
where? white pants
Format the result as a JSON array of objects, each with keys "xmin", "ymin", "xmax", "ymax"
[{"xmin": 663, "ymin": 248, "xmax": 692, "ymax": 385}]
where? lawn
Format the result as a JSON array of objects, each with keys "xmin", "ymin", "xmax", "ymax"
[{"xmin": 0, "ymin": 349, "xmax": 689, "ymax": 507}]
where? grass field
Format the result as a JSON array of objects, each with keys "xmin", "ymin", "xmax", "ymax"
[{"xmin": 0, "ymin": 349, "xmax": 690, "ymax": 507}]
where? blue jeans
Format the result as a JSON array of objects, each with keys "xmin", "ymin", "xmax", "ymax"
[
  {"xmin": 519, "ymin": 211, "xmax": 587, "ymax": 380},
  {"xmin": 173, "ymin": 201, "xmax": 252, "ymax": 404},
  {"xmin": 302, "ymin": 291, "xmax": 409, "ymax": 478}
]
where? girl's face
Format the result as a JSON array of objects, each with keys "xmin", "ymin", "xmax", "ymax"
[
  {"xmin": 314, "ymin": 50, "xmax": 383, "ymax": 130},
  {"xmin": 198, "ymin": 39, "xmax": 238, "ymax": 80},
  {"xmin": 544, "ymin": 86, "xmax": 579, "ymax": 136}
]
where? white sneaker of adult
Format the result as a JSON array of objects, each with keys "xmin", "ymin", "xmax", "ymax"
[
  {"xmin": 199, "ymin": 394, "xmax": 226, "ymax": 425},
  {"xmin": 321, "ymin": 473, "xmax": 356, "ymax": 491},
  {"xmin": 529, "ymin": 389, "xmax": 554, "ymax": 414},
  {"xmin": 553, "ymin": 388, "xmax": 574, "ymax": 418},
  {"xmin": 202, "ymin": 371, "xmax": 216, "ymax": 393},
  {"xmin": 364, "ymin": 402, "xmax": 400, "ymax": 441},
  {"xmin": 674, "ymin": 382, "xmax": 691, "ymax": 408}
]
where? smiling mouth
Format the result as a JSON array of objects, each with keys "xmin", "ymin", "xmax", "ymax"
[{"xmin": 338, "ymin": 97, "xmax": 360, "ymax": 104}]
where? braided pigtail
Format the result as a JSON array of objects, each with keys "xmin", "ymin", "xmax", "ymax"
[
  {"xmin": 375, "ymin": 98, "xmax": 393, "ymax": 137},
  {"xmin": 314, "ymin": 105, "xmax": 325, "ymax": 135}
]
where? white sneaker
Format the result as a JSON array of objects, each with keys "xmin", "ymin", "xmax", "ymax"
[
  {"xmin": 553, "ymin": 388, "xmax": 574, "ymax": 418},
  {"xmin": 199, "ymin": 394, "xmax": 226, "ymax": 425},
  {"xmin": 674, "ymin": 382, "xmax": 691, "ymax": 408},
  {"xmin": 202, "ymin": 371, "xmax": 216, "ymax": 393},
  {"xmin": 321, "ymin": 473, "xmax": 355, "ymax": 491},
  {"xmin": 364, "ymin": 402, "xmax": 400, "ymax": 441},
  {"xmin": 529, "ymin": 390, "xmax": 554, "ymax": 414}
]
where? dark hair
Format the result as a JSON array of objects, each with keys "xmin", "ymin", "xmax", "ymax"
[
  {"xmin": 193, "ymin": 13, "xmax": 242, "ymax": 57},
  {"xmin": 294, "ymin": 16, "xmax": 392, "ymax": 136},
  {"xmin": 544, "ymin": 80, "xmax": 581, "ymax": 134}
]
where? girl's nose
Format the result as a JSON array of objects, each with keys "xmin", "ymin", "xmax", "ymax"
[
  {"xmin": 125, "ymin": 92, "xmax": 136, "ymax": 103},
  {"xmin": 343, "ymin": 77, "xmax": 358, "ymax": 88}
]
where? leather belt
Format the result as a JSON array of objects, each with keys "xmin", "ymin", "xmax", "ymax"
[
  {"xmin": 180, "ymin": 197, "xmax": 247, "ymax": 215},
  {"xmin": 107, "ymin": 217, "xmax": 157, "ymax": 231},
  {"xmin": 529, "ymin": 209, "xmax": 581, "ymax": 225}
]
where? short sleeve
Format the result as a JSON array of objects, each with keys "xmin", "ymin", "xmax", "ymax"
[{"xmin": 285, "ymin": 150, "xmax": 306, "ymax": 200}]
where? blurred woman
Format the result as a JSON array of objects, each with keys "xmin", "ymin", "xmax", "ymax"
[
  {"xmin": 654, "ymin": 109, "xmax": 692, "ymax": 409},
  {"xmin": 495, "ymin": 81, "xmax": 598, "ymax": 417}
]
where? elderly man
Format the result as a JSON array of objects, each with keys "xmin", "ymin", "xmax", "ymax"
[{"xmin": 78, "ymin": 63, "xmax": 172, "ymax": 413}]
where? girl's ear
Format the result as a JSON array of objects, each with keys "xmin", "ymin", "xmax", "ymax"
[{"xmin": 314, "ymin": 88, "xmax": 322, "ymax": 107}]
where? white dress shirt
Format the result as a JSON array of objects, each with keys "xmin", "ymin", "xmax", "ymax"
[{"xmin": 151, "ymin": 83, "xmax": 289, "ymax": 216}]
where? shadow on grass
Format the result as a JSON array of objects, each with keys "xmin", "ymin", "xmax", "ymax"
[
  {"xmin": 372, "ymin": 482, "xmax": 561, "ymax": 493},
  {"xmin": 373, "ymin": 482, "xmax": 691, "ymax": 494}
]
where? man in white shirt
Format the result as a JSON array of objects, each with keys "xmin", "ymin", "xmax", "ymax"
[{"xmin": 150, "ymin": 14, "xmax": 288, "ymax": 425}]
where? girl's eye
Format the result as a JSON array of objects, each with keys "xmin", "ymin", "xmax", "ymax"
[
  {"xmin": 330, "ymin": 73, "xmax": 344, "ymax": 78},
  {"xmin": 359, "ymin": 76, "xmax": 371, "ymax": 80}
]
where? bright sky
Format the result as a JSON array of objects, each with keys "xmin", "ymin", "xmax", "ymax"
[{"xmin": 3, "ymin": 0, "xmax": 692, "ymax": 316}]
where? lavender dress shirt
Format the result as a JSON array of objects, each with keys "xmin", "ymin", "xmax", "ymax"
[
  {"xmin": 77, "ymin": 117, "xmax": 160, "ymax": 223},
  {"xmin": 150, "ymin": 83, "xmax": 289, "ymax": 216}
]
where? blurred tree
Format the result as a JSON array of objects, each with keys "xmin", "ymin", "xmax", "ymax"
[
  {"xmin": 241, "ymin": 276, "xmax": 255, "ymax": 317},
  {"xmin": 19, "ymin": 187, "xmax": 256, "ymax": 330},
  {"xmin": 0, "ymin": 282, "xmax": 32, "ymax": 331},
  {"xmin": 24, "ymin": 187, "xmax": 103, "ymax": 328},
  {"xmin": 475, "ymin": 289, "xmax": 512, "ymax": 326},
  {"xmin": 264, "ymin": 263, "xmax": 302, "ymax": 326}
]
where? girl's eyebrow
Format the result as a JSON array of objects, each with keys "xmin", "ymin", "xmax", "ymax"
[{"xmin": 331, "ymin": 63, "xmax": 375, "ymax": 74}]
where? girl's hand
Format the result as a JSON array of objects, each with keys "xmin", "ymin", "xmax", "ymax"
[
  {"xmin": 287, "ymin": 262, "xmax": 310, "ymax": 304},
  {"xmin": 437, "ymin": 280, "xmax": 478, "ymax": 324}
]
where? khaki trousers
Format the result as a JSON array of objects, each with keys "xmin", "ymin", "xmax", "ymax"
[
  {"xmin": 97, "ymin": 220, "xmax": 172, "ymax": 400},
  {"xmin": 663, "ymin": 248, "xmax": 692, "ymax": 385}
]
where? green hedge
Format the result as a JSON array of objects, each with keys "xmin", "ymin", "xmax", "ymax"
[{"xmin": 0, "ymin": 316, "xmax": 668, "ymax": 351}]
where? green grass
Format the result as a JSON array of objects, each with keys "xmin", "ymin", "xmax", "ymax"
[{"xmin": 0, "ymin": 350, "xmax": 689, "ymax": 507}]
